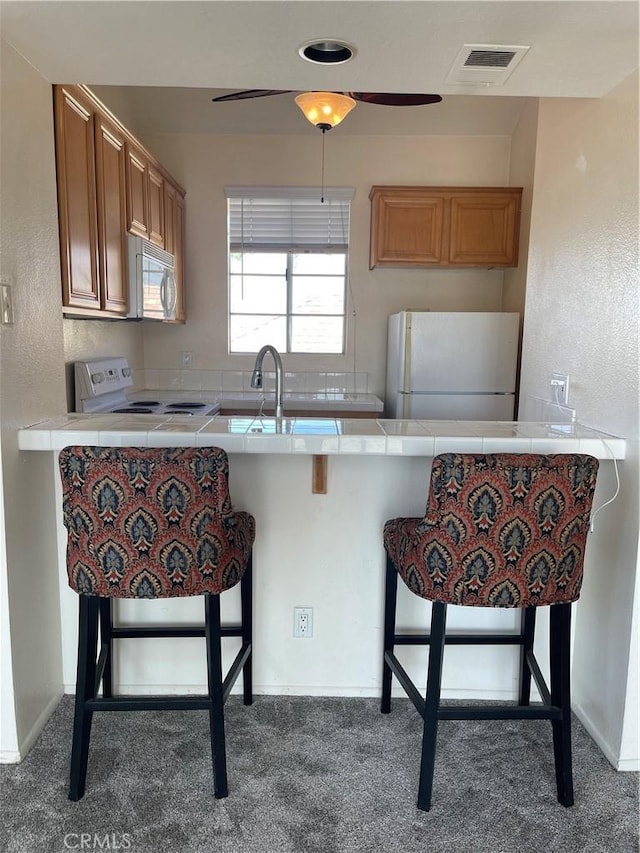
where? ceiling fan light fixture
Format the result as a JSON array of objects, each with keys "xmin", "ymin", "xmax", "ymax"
[
  {"xmin": 294, "ymin": 91, "xmax": 357, "ymax": 130},
  {"xmin": 298, "ymin": 39, "xmax": 356, "ymax": 65}
]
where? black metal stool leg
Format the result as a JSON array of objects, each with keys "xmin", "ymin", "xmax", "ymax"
[
  {"xmin": 205, "ymin": 593, "xmax": 228, "ymax": 799},
  {"xmin": 519, "ymin": 606, "xmax": 536, "ymax": 705},
  {"xmin": 550, "ymin": 603, "xmax": 574, "ymax": 806},
  {"xmin": 69, "ymin": 595, "xmax": 100, "ymax": 801},
  {"xmin": 381, "ymin": 555, "xmax": 399, "ymax": 714},
  {"xmin": 98, "ymin": 598, "xmax": 113, "ymax": 698},
  {"xmin": 417, "ymin": 601, "xmax": 447, "ymax": 812},
  {"xmin": 240, "ymin": 554, "xmax": 253, "ymax": 706}
]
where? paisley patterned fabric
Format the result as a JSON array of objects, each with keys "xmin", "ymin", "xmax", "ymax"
[
  {"xmin": 384, "ymin": 453, "xmax": 599, "ymax": 608},
  {"xmin": 59, "ymin": 447, "xmax": 255, "ymax": 599}
]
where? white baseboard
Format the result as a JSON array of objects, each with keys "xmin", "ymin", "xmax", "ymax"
[
  {"xmin": 0, "ymin": 690, "xmax": 63, "ymax": 764},
  {"xmin": 63, "ymin": 682, "xmax": 517, "ymax": 700},
  {"xmin": 573, "ymin": 701, "xmax": 639, "ymax": 772}
]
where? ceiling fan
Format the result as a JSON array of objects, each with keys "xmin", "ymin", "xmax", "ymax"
[{"xmin": 211, "ymin": 90, "xmax": 442, "ymax": 107}]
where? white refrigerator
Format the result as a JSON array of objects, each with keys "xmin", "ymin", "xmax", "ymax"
[{"xmin": 386, "ymin": 311, "xmax": 519, "ymax": 419}]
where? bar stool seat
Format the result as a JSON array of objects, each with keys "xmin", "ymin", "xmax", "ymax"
[
  {"xmin": 59, "ymin": 445, "xmax": 255, "ymax": 801},
  {"xmin": 381, "ymin": 452, "xmax": 599, "ymax": 811}
]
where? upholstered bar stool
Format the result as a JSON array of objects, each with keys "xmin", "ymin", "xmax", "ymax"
[
  {"xmin": 382, "ymin": 452, "xmax": 599, "ymax": 811},
  {"xmin": 58, "ymin": 446, "xmax": 255, "ymax": 801}
]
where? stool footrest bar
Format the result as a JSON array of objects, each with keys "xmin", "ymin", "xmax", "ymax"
[
  {"xmin": 394, "ymin": 632, "xmax": 525, "ymax": 646},
  {"xmin": 85, "ymin": 696, "xmax": 214, "ymax": 712},
  {"xmin": 438, "ymin": 704, "xmax": 563, "ymax": 721},
  {"xmin": 110, "ymin": 624, "xmax": 243, "ymax": 639}
]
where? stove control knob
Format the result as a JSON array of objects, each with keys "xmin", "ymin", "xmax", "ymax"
[
  {"xmin": 91, "ymin": 372, "xmax": 105, "ymax": 384},
  {"xmin": 122, "ymin": 367, "xmax": 132, "ymax": 377}
]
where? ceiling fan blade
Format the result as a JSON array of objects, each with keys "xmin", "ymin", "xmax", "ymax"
[
  {"xmin": 348, "ymin": 92, "xmax": 443, "ymax": 106},
  {"xmin": 211, "ymin": 89, "xmax": 294, "ymax": 103}
]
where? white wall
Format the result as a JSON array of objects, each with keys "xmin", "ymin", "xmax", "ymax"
[
  {"xmin": 139, "ymin": 132, "xmax": 513, "ymax": 396},
  {"xmin": 519, "ymin": 72, "xmax": 639, "ymax": 769},
  {"xmin": 0, "ymin": 42, "xmax": 67, "ymax": 758}
]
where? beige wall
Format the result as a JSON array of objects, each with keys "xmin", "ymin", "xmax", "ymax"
[
  {"xmin": 519, "ymin": 72, "xmax": 639, "ymax": 767},
  {"xmin": 0, "ymin": 42, "xmax": 66, "ymax": 756},
  {"xmin": 503, "ymin": 99, "xmax": 539, "ymax": 317},
  {"xmin": 0, "ymin": 44, "xmax": 145, "ymax": 758},
  {"xmin": 140, "ymin": 132, "xmax": 513, "ymax": 396}
]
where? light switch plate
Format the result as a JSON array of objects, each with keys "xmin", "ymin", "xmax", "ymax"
[{"xmin": 0, "ymin": 278, "xmax": 14, "ymax": 325}]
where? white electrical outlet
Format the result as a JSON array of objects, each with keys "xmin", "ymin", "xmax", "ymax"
[
  {"xmin": 181, "ymin": 351, "xmax": 193, "ymax": 368},
  {"xmin": 293, "ymin": 607, "xmax": 313, "ymax": 638},
  {"xmin": 550, "ymin": 372, "xmax": 570, "ymax": 406}
]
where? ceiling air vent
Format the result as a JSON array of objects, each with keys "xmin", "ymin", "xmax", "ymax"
[{"xmin": 446, "ymin": 44, "xmax": 530, "ymax": 86}]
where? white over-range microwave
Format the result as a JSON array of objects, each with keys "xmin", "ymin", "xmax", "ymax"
[{"xmin": 126, "ymin": 235, "xmax": 177, "ymax": 321}]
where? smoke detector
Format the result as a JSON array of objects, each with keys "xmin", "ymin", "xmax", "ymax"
[{"xmin": 446, "ymin": 44, "xmax": 530, "ymax": 86}]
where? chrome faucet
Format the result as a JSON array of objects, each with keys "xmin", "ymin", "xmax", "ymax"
[{"xmin": 250, "ymin": 344, "xmax": 284, "ymax": 418}]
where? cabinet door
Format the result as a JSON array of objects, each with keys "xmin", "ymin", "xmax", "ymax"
[
  {"xmin": 125, "ymin": 142, "xmax": 149, "ymax": 238},
  {"xmin": 370, "ymin": 190, "xmax": 445, "ymax": 268},
  {"xmin": 173, "ymin": 193, "xmax": 186, "ymax": 323},
  {"xmin": 54, "ymin": 86, "xmax": 100, "ymax": 310},
  {"xmin": 148, "ymin": 165, "xmax": 165, "ymax": 247},
  {"xmin": 449, "ymin": 191, "xmax": 521, "ymax": 266},
  {"xmin": 164, "ymin": 182, "xmax": 177, "ymax": 255},
  {"xmin": 173, "ymin": 193, "xmax": 187, "ymax": 323},
  {"xmin": 94, "ymin": 114, "xmax": 128, "ymax": 314}
]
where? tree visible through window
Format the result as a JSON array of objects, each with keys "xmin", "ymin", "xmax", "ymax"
[{"xmin": 226, "ymin": 188, "xmax": 352, "ymax": 354}]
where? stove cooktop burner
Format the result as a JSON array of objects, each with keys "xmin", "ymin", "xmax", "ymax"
[
  {"xmin": 112, "ymin": 407, "xmax": 156, "ymax": 414},
  {"xmin": 166, "ymin": 402, "xmax": 207, "ymax": 409},
  {"xmin": 129, "ymin": 400, "xmax": 161, "ymax": 407}
]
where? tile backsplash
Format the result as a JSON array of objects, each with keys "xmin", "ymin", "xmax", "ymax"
[{"xmin": 135, "ymin": 369, "xmax": 370, "ymax": 395}]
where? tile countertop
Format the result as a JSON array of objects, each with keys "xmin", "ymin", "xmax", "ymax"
[
  {"xmin": 17, "ymin": 416, "xmax": 626, "ymax": 459},
  {"xmin": 131, "ymin": 390, "xmax": 384, "ymax": 412}
]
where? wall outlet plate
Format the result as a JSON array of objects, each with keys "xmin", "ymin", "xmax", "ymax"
[
  {"xmin": 181, "ymin": 351, "xmax": 193, "ymax": 368},
  {"xmin": 294, "ymin": 607, "xmax": 313, "ymax": 638}
]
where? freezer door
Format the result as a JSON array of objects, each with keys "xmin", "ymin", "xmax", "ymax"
[
  {"xmin": 404, "ymin": 392, "xmax": 515, "ymax": 420},
  {"xmin": 406, "ymin": 312, "xmax": 519, "ymax": 393}
]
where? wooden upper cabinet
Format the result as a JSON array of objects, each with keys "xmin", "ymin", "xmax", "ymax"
[
  {"xmin": 369, "ymin": 186, "xmax": 522, "ymax": 269},
  {"xmin": 125, "ymin": 142, "xmax": 149, "ymax": 239},
  {"xmin": 94, "ymin": 113, "xmax": 128, "ymax": 314},
  {"xmin": 164, "ymin": 182, "xmax": 177, "ymax": 255},
  {"xmin": 369, "ymin": 190, "xmax": 445, "ymax": 266},
  {"xmin": 148, "ymin": 165, "xmax": 165, "ymax": 247},
  {"xmin": 54, "ymin": 84, "xmax": 186, "ymax": 319},
  {"xmin": 449, "ymin": 192, "xmax": 520, "ymax": 266},
  {"xmin": 54, "ymin": 86, "xmax": 100, "ymax": 311},
  {"xmin": 172, "ymin": 191, "xmax": 186, "ymax": 324},
  {"xmin": 162, "ymin": 180, "xmax": 185, "ymax": 323}
]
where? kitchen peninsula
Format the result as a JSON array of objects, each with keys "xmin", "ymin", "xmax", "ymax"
[{"xmin": 18, "ymin": 414, "xmax": 625, "ymax": 744}]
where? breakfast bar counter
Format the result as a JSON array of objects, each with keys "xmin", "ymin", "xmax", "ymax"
[
  {"xmin": 17, "ymin": 414, "xmax": 626, "ymax": 458},
  {"xmin": 16, "ymin": 414, "xmax": 626, "ymax": 770}
]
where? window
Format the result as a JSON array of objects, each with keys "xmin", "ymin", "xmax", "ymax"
[{"xmin": 226, "ymin": 187, "xmax": 353, "ymax": 354}]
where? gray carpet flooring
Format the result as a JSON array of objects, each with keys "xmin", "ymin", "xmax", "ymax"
[{"xmin": 1, "ymin": 695, "xmax": 638, "ymax": 853}]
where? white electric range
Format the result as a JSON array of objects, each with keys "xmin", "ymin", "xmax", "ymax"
[{"xmin": 74, "ymin": 358, "xmax": 218, "ymax": 417}]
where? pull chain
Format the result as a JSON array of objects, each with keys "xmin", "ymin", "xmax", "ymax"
[{"xmin": 321, "ymin": 128, "xmax": 326, "ymax": 204}]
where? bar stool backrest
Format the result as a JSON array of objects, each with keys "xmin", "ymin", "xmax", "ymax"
[
  {"xmin": 59, "ymin": 446, "xmax": 255, "ymax": 599},
  {"xmin": 384, "ymin": 453, "xmax": 599, "ymax": 608}
]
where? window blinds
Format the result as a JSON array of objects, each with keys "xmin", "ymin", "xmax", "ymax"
[{"xmin": 226, "ymin": 186, "xmax": 353, "ymax": 252}]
